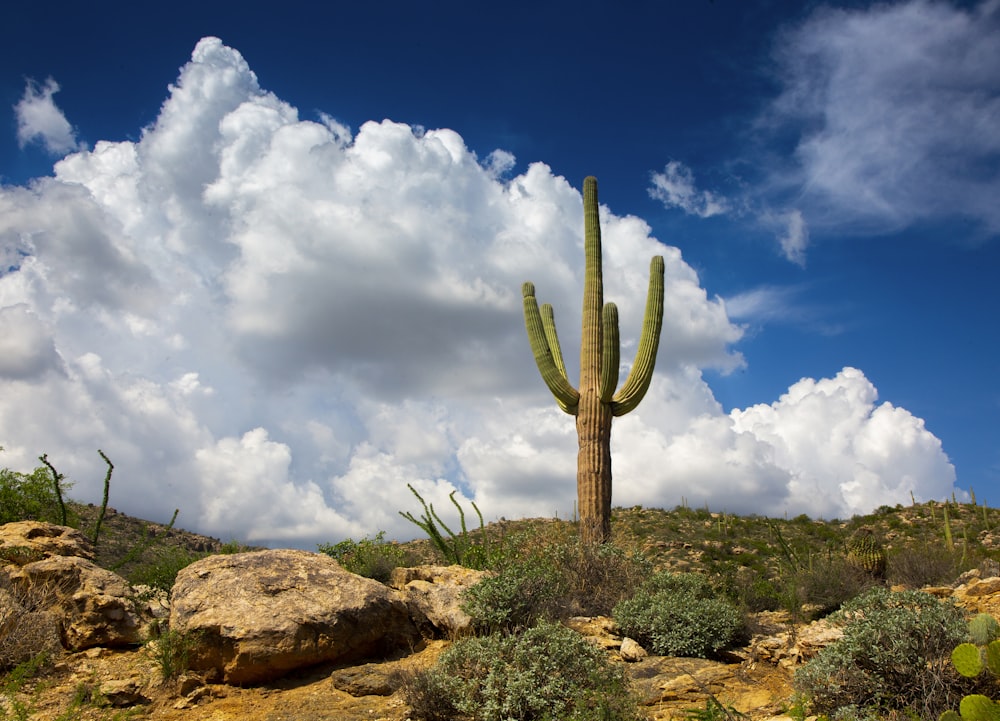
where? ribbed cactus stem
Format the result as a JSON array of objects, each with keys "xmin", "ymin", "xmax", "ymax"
[
  {"xmin": 612, "ymin": 255, "xmax": 665, "ymax": 415},
  {"xmin": 846, "ymin": 527, "xmax": 887, "ymax": 578},
  {"xmin": 522, "ymin": 176, "xmax": 665, "ymax": 545},
  {"xmin": 523, "ymin": 282, "xmax": 580, "ymax": 414},
  {"xmin": 600, "ymin": 304, "xmax": 620, "ymax": 402},
  {"xmin": 542, "ymin": 304, "xmax": 570, "ymax": 381}
]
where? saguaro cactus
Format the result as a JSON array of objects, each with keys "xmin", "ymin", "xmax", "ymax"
[{"xmin": 522, "ymin": 176, "xmax": 664, "ymax": 545}]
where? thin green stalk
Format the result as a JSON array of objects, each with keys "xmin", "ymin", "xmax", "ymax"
[
  {"xmin": 38, "ymin": 454, "xmax": 67, "ymax": 526},
  {"xmin": 90, "ymin": 450, "xmax": 114, "ymax": 547}
]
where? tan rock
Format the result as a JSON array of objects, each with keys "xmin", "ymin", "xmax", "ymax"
[
  {"xmin": 170, "ymin": 549, "xmax": 421, "ymax": 684},
  {"xmin": 963, "ymin": 577, "xmax": 1000, "ymax": 597},
  {"xmin": 388, "ymin": 565, "xmax": 487, "ymax": 637},
  {"xmin": 98, "ymin": 676, "xmax": 149, "ymax": 706},
  {"xmin": 3, "ymin": 555, "xmax": 146, "ymax": 650},
  {"xmin": 619, "ymin": 636, "xmax": 648, "ymax": 662},
  {"xmin": 0, "ymin": 521, "xmax": 94, "ymax": 562}
]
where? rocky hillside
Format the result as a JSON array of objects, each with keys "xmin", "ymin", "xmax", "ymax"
[{"xmin": 3, "ymin": 499, "xmax": 1000, "ymax": 721}]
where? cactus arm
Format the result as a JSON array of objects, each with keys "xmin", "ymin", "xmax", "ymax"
[
  {"xmin": 541, "ymin": 304, "xmax": 570, "ymax": 381},
  {"xmin": 600, "ymin": 303, "xmax": 620, "ymax": 402},
  {"xmin": 611, "ymin": 255, "xmax": 665, "ymax": 416},
  {"xmin": 523, "ymin": 282, "xmax": 580, "ymax": 414},
  {"xmin": 579, "ymin": 176, "xmax": 604, "ymax": 402}
]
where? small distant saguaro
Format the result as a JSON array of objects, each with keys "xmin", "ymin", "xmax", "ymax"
[{"xmin": 522, "ymin": 176, "xmax": 664, "ymax": 545}]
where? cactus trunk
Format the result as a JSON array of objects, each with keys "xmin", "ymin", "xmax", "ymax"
[{"xmin": 523, "ymin": 176, "xmax": 664, "ymax": 545}]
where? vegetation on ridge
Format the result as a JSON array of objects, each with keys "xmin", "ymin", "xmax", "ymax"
[{"xmin": 5, "ymin": 452, "xmax": 1000, "ymax": 720}]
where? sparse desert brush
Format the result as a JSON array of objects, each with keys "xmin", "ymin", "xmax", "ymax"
[
  {"xmin": 795, "ymin": 586, "xmax": 968, "ymax": 719},
  {"xmin": 460, "ymin": 531, "xmax": 650, "ymax": 633},
  {"xmin": 402, "ymin": 620, "xmax": 644, "ymax": 721},
  {"xmin": 318, "ymin": 531, "xmax": 415, "ymax": 583},
  {"xmin": 0, "ymin": 573, "xmax": 64, "ymax": 672},
  {"xmin": 612, "ymin": 571, "xmax": 741, "ymax": 658}
]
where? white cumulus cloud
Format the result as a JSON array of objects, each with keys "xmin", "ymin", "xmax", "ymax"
[
  {"xmin": 0, "ymin": 37, "xmax": 959, "ymax": 547},
  {"xmin": 649, "ymin": 161, "xmax": 730, "ymax": 219},
  {"xmin": 15, "ymin": 78, "xmax": 85, "ymax": 155}
]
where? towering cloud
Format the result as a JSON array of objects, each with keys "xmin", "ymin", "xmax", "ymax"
[{"xmin": 0, "ymin": 37, "xmax": 957, "ymax": 547}]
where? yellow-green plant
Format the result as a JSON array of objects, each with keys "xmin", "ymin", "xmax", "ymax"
[
  {"xmin": 941, "ymin": 613, "xmax": 1000, "ymax": 721},
  {"xmin": 522, "ymin": 176, "xmax": 664, "ymax": 545}
]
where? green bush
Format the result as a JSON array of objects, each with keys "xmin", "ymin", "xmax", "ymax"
[
  {"xmin": 722, "ymin": 566, "xmax": 784, "ymax": 613},
  {"xmin": 461, "ymin": 536, "xmax": 651, "ymax": 633},
  {"xmin": 127, "ymin": 546, "xmax": 204, "ymax": 596},
  {"xmin": 0, "ymin": 466, "xmax": 74, "ymax": 526},
  {"xmin": 148, "ymin": 628, "xmax": 198, "ymax": 682},
  {"xmin": 794, "ymin": 586, "xmax": 968, "ymax": 719},
  {"xmin": 461, "ymin": 552, "xmax": 564, "ymax": 633},
  {"xmin": 402, "ymin": 620, "xmax": 643, "ymax": 721},
  {"xmin": 318, "ymin": 531, "xmax": 411, "ymax": 583},
  {"xmin": 612, "ymin": 571, "xmax": 741, "ymax": 657}
]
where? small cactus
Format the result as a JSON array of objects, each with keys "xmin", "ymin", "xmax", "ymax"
[
  {"xmin": 942, "ymin": 614, "xmax": 1000, "ymax": 721},
  {"xmin": 958, "ymin": 694, "xmax": 1000, "ymax": 721},
  {"xmin": 970, "ymin": 613, "xmax": 1000, "ymax": 646},
  {"xmin": 953, "ymin": 643, "xmax": 985, "ymax": 677},
  {"xmin": 846, "ymin": 527, "xmax": 886, "ymax": 579}
]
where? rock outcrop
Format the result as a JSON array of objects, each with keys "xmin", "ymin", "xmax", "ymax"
[
  {"xmin": 169, "ymin": 549, "xmax": 422, "ymax": 684},
  {"xmin": 0, "ymin": 521, "xmax": 95, "ymax": 562},
  {"xmin": 388, "ymin": 564, "xmax": 487, "ymax": 637},
  {"xmin": 2, "ymin": 555, "xmax": 146, "ymax": 651}
]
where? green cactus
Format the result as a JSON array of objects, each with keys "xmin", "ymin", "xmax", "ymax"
[
  {"xmin": 988, "ymin": 641, "xmax": 1000, "ymax": 676},
  {"xmin": 953, "ymin": 643, "xmax": 985, "ymax": 677},
  {"xmin": 522, "ymin": 176, "xmax": 664, "ymax": 545},
  {"xmin": 970, "ymin": 613, "xmax": 1000, "ymax": 646},
  {"xmin": 846, "ymin": 527, "xmax": 887, "ymax": 579},
  {"xmin": 959, "ymin": 695, "xmax": 1000, "ymax": 721},
  {"xmin": 942, "ymin": 614, "xmax": 1000, "ymax": 721}
]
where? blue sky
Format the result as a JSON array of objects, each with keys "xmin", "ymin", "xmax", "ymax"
[{"xmin": 1, "ymin": 0, "xmax": 997, "ymax": 545}]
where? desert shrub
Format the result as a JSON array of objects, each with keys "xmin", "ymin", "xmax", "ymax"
[
  {"xmin": 148, "ymin": 628, "xmax": 198, "ymax": 682},
  {"xmin": 0, "ymin": 575, "xmax": 64, "ymax": 672},
  {"xmin": 888, "ymin": 543, "xmax": 962, "ymax": 588},
  {"xmin": 461, "ymin": 552, "xmax": 564, "ymax": 633},
  {"xmin": 788, "ymin": 555, "xmax": 879, "ymax": 618},
  {"xmin": 612, "ymin": 571, "xmax": 741, "ymax": 657},
  {"xmin": 399, "ymin": 485, "xmax": 498, "ymax": 569},
  {"xmin": 318, "ymin": 531, "xmax": 412, "ymax": 583},
  {"xmin": 553, "ymin": 541, "xmax": 652, "ymax": 617},
  {"xmin": 0, "ymin": 651, "xmax": 51, "ymax": 720},
  {"xmin": 720, "ymin": 566, "xmax": 784, "ymax": 613},
  {"xmin": 794, "ymin": 586, "xmax": 968, "ymax": 719},
  {"xmin": 461, "ymin": 536, "xmax": 650, "ymax": 633},
  {"xmin": 402, "ymin": 620, "xmax": 643, "ymax": 721},
  {"xmin": 127, "ymin": 546, "xmax": 203, "ymax": 596},
  {"xmin": 0, "ymin": 466, "xmax": 74, "ymax": 526}
]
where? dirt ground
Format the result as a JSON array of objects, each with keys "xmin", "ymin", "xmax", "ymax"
[{"xmin": 4, "ymin": 637, "xmax": 796, "ymax": 721}]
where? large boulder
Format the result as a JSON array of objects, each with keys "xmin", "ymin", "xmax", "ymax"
[
  {"xmin": 169, "ymin": 549, "xmax": 422, "ymax": 684},
  {"xmin": 0, "ymin": 521, "xmax": 95, "ymax": 563},
  {"xmin": 389, "ymin": 565, "xmax": 487, "ymax": 637},
  {"xmin": 2, "ymin": 556, "xmax": 146, "ymax": 650}
]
